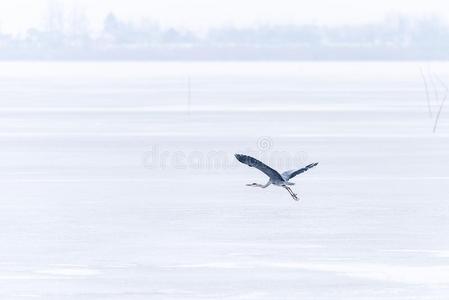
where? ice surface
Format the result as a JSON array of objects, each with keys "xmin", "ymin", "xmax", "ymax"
[{"xmin": 0, "ymin": 62, "xmax": 449, "ymax": 299}]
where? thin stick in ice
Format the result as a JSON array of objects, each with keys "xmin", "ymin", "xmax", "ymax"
[
  {"xmin": 420, "ymin": 67, "xmax": 432, "ymax": 117},
  {"xmin": 433, "ymin": 75, "xmax": 449, "ymax": 133}
]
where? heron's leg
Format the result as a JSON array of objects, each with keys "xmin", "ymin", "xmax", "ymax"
[
  {"xmin": 285, "ymin": 186, "xmax": 299, "ymax": 201},
  {"xmin": 246, "ymin": 181, "xmax": 271, "ymax": 188},
  {"xmin": 286, "ymin": 186, "xmax": 298, "ymax": 199}
]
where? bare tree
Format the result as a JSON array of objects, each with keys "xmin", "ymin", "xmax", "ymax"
[
  {"xmin": 67, "ymin": 4, "xmax": 89, "ymax": 38},
  {"xmin": 44, "ymin": 0, "xmax": 65, "ymax": 33}
]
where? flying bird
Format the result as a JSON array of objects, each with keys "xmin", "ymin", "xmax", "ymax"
[{"xmin": 235, "ymin": 154, "xmax": 318, "ymax": 201}]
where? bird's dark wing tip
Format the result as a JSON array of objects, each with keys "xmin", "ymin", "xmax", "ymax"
[
  {"xmin": 235, "ymin": 153, "xmax": 244, "ymax": 162},
  {"xmin": 235, "ymin": 154, "xmax": 254, "ymax": 167},
  {"xmin": 308, "ymin": 162, "xmax": 319, "ymax": 169}
]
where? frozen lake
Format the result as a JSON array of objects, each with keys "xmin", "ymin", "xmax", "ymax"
[{"xmin": 1, "ymin": 61, "xmax": 449, "ymax": 299}]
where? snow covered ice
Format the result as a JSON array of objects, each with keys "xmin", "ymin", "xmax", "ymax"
[{"xmin": 1, "ymin": 62, "xmax": 449, "ymax": 299}]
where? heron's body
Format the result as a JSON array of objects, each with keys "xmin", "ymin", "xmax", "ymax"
[{"xmin": 235, "ymin": 154, "xmax": 318, "ymax": 201}]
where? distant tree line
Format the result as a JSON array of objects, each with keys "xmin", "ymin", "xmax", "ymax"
[{"xmin": 0, "ymin": 12, "xmax": 448, "ymax": 60}]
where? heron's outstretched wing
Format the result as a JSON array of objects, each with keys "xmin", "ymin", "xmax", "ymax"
[
  {"xmin": 235, "ymin": 154, "xmax": 284, "ymax": 181},
  {"xmin": 281, "ymin": 162, "xmax": 318, "ymax": 181}
]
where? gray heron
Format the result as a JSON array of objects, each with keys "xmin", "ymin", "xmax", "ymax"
[{"xmin": 235, "ymin": 154, "xmax": 318, "ymax": 201}]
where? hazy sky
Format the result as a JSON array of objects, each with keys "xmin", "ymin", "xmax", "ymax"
[{"xmin": 1, "ymin": 0, "xmax": 449, "ymax": 33}]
